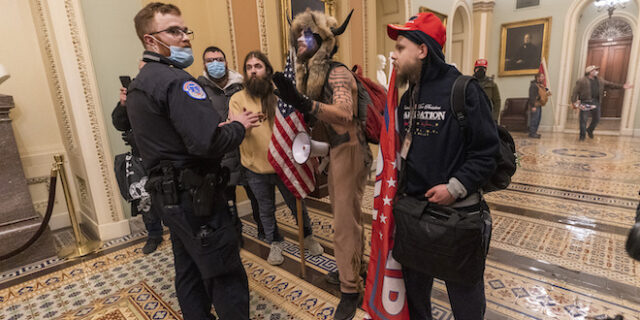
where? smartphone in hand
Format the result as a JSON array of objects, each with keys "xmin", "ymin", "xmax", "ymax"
[{"xmin": 119, "ymin": 75, "xmax": 132, "ymax": 88}]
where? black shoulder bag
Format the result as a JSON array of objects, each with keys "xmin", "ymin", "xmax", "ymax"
[{"xmin": 391, "ymin": 81, "xmax": 491, "ymax": 285}]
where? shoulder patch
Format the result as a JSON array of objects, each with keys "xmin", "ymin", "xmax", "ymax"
[{"xmin": 182, "ymin": 81, "xmax": 207, "ymax": 100}]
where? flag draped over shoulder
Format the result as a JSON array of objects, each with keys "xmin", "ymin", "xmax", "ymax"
[
  {"xmin": 362, "ymin": 69, "xmax": 410, "ymax": 319},
  {"xmin": 539, "ymin": 57, "xmax": 550, "ymax": 88},
  {"xmin": 267, "ymin": 52, "xmax": 316, "ymax": 199}
]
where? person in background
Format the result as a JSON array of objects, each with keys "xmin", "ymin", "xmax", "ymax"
[
  {"xmin": 527, "ymin": 72, "xmax": 550, "ymax": 139},
  {"xmin": 112, "ymin": 61, "xmax": 164, "ymax": 255},
  {"xmin": 571, "ymin": 65, "xmax": 633, "ymax": 141},
  {"xmin": 197, "ymin": 46, "xmax": 268, "ymax": 241},
  {"xmin": 473, "ymin": 59, "xmax": 501, "ymax": 122}
]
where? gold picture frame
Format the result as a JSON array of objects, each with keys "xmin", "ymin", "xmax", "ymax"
[
  {"xmin": 499, "ymin": 17, "xmax": 551, "ymax": 76},
  {"xmin": 279, "ymin": 0, "xmax": 335, "ymax": 61},
  {"xmin": 418, "ymin": 6, "xmax": 448, "ymax": 27}
]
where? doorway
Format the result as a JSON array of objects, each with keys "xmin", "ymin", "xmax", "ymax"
[{"xmin": 567, "ymin": 18, "xmax": 633, "ymax": 131}]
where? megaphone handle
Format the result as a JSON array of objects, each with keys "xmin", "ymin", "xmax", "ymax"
[{"xmin": 318, "ymin": 157, "xmax": 330, "ymax": 173}]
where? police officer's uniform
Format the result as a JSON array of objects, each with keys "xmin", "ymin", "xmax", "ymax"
[{"xmin": 126, "ymin": 51, "xmax": 249, "ymax": 320}]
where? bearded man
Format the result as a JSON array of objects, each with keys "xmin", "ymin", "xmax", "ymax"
[
  {"xmin": 272, "ymin": 9, "xmax": 371, "ymax": 320},
  {"xmin": 230, "ymin": 51, "xmax": 323, "ymax": 266}
]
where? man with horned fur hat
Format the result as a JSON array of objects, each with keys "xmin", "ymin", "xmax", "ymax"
[{"xmin": 273, "ymin": 8, "xmax": 371, "ymax": 320}]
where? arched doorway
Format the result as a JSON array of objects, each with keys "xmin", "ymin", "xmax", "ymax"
[
  {"xmin": 555, "ymin": 0, "xmax": 640, "ymax": 135},
  {"xmin": 450, "ymin": 6, "xmax": 471, "ymax": 74},
  {"xmin": 566, "ymin": 17, "xmax": 634, "ymax": 131}
]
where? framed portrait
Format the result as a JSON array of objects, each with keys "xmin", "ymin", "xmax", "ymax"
[
  {"xmin": 418, "ymin": 6, "xmax": 447, "ymax": 27},
  {"xmin": 279, "ymin": 0, "xmax": 336, "ymax": 58},
  {"xmin": 499, "ymin": 17, "xmax": 551, "ymax": 76}
]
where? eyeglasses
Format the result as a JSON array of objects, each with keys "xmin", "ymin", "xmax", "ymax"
[{"xmin": 148, "ymin": 26, "xmax": 194, "ymax": 40}]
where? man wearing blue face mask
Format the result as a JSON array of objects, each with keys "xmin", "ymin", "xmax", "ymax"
[
  {"xmin": 197, "ymin": 47, "xmax": 275, "ymax": 244},
  {"xmin": 127, "ymin": 3, "xmax": 260, "ymax": 319}
]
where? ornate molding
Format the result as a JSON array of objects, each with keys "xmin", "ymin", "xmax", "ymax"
[
  {"xmin": 63, "ymin": 0, "xmax": 120, "ymax": 221},
  {"xmin": 591, "ymin": 18, "xmax": 633, "ymax": 40},
  {"xmin": 256, "ymin": 0, "xmax": 268, "ymax": 55},
  {"xmin": 473, "ymin": 0, "xmax": 495, "ymax": 12},
  {"xmin": 363, "ymin": 0, "xmax": 368, "ymax": 74},
  {"xmin": 27, "ymin": 175, "xmax": 50, "ymax": 185},
  {"xmin": 226, "ymin": 0, "xmax": 239, "ymax": 71},
  {"xmin": 32, "ymin": 0, "xmax": 77, "ymax": 152}
]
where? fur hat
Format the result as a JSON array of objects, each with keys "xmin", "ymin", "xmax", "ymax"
[{"xmin": 290, "ymin": 9, "xmax": 352, "ymax": 100}]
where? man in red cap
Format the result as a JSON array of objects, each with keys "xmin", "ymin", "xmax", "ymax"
[
  {"xmin": 388, "ymin": 12, "xmax": 499, "ymax": 319},
  {"xmin": 474, "ymin": 59, "xmax": 502, "ymax": 121}
]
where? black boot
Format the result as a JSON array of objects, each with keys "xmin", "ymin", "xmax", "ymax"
[
  {"xmin": 142, "ymin": 237, "xmax": 162, "ymax": 254},
  {"xmin": 326, "ymin": 271, "xmax": 340, "ymax": 285},
  {"xmin": 334, "ymin": 292, "xmax": 361, "ymax": 320}
]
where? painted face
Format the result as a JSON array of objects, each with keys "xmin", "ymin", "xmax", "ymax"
[{"xmin": 296, "ymin": 28, "xmax": 318, "ymax": 58}]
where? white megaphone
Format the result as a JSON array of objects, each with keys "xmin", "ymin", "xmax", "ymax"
[{"xmin": 292, "ymin": 132, "xmax": 330, "ymax": 169}]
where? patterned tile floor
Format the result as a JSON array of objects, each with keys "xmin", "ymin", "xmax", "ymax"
[{"xmin": 2, "ymin": 132, "xmax": 640, "ymax": 320}]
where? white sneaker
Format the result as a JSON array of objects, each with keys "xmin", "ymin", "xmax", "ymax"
[
  {"xmin": 267, "ymin": 241, "xmax": 284, "ymax": 265},
  {"xmin": 304, "ymin": 235, "xmax": 324, "ymax": 256}
]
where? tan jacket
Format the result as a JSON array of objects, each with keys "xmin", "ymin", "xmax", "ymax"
[{"xmin": 571, "ymin": 76, "xmax": 622, "ymax": 104}]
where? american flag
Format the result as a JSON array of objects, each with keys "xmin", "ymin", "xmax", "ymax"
[
  {"xmin": 267, "ymin": 52, "xmax": 316, "ymax": 199},
  {"xmin": 363, "ymin": 68, "xmax": 410, "ymax": 319}
]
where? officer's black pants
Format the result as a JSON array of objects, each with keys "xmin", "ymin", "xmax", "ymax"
[
  {"xmin": 156, "ymin": 190, "xmax": 249, "ymax": 320},
  {"xmin": 170, "ymin": 228, "xmax": 249, "ymax": 319}
]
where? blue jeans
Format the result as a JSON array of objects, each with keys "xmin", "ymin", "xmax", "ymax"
[
  {"xmin": 245, "ymin": 169, "xmax": 312, "ymax": 243},
  {"xmin": 528, "ymin": 106, "xmax": 541, "ymax": 135},
  {"xmin": 579, "ymin": 104, "xmax": 601, "ymax": 138}
]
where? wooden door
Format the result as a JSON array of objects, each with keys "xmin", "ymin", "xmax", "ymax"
[{"xmin": 586, "ymin": 37, "xmax": 632, "ymax": 117}]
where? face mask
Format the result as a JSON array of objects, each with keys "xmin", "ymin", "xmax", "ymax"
[
  {"xmin": 594, "ymin": 71, "xmax": 599, "ymax": 77},
  {"xmin": 474, "ymin": 68, "xmax": 486, "ymax": 79},
  {"xmin": 151, "ymin": 35, "xmax": 194, "ymax": 68},
  {"xmin": 206, "ymin": 61, "xmax": 226, "ymax": 79}
]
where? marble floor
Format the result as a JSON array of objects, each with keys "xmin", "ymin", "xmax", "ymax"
[{"xmin": 1, "ymin": 132, "xmax": 639, "ymax": 319}]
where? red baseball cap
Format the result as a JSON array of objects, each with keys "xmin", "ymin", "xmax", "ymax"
[
  {"xmin": 475, "ymin": 59, "xmax": 488, "ymax": 68},
  {"xmin": 387, "ymin": 12, "xmax": 446, "ymax": 47}
]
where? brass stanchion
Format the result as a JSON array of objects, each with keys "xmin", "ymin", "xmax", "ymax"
[{"xmin": 54, "ymin": 154, "xmax": 102, "ymax": 259}]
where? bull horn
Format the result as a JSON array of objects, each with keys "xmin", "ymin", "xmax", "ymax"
[
  {"xmin": 286, "ymin": 11, "xmax": 292, "ymax": 26},
  {"xmin": 331, "ymin": 9, "xmax": 354, "ymax": 36}
]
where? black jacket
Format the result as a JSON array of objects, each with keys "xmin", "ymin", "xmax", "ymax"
[
  {"xmin": 126, "ymin": 51, "xmax": 246, "ymax": 172},
  {"xmin": 111, "ymin": 102, "xmax": 140, "ymax": 157},
  {"xmin": 398, "ymin": 31, "xmax": 499, "ymax": 197},
  {"xmin": 197, "ymin": 72, "xmax": 245, "ymax": 185}
]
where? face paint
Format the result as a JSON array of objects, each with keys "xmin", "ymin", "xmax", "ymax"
[{"xmin": 301, "ymin": 28, "xmax": 317, "ymax": 52}]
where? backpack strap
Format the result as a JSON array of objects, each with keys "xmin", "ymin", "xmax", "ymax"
[{"xmin": 450, "ymin": 75, "xmax": 475, "ymax": 130}]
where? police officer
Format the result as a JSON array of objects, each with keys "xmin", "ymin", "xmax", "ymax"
[
  {"xmin": 473, "ymin": 59, "xmax": 502, "ymax": 122},
  {"xmin": 127, "ymin": 3, "xmax": 260, "ymax": 319}
]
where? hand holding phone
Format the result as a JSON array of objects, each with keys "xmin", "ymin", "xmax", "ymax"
[{"xmin": 119, "ymin": 75, "xmax": 132, "ymax": 88}]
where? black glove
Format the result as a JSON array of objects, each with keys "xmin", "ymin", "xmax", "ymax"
[{"xmin": 273, "ymin": 72, "xmax": 313, "ymax": 114}]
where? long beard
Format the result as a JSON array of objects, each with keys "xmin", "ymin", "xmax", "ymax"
[
  {"xmin": 244, "ymin": 76, "xmax": 276, "ymax": 124},
  {"xmin": 396, "ymin": 59, "xmax": 422, "ymax": 88},
  {"xmin": 245, "ymin": 76, "xmax": 273, "ymax": 98}
]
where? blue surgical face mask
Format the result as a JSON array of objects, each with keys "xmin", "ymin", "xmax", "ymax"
[
  {"xmin": 206, "ymin": 61, "xmax": 226, "ymax": 79},
  {"xmin": 152, "ymin": 36, "xmax": 194, "ymax": 68},
  {"xmin": 168, "ymin": 46, "xmax": 194, "ymax": 68}
]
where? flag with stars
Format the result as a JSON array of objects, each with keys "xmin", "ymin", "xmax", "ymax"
[
  {"xmin": 363, "ymin": 68, "xmax": 410, "ymax": 319},
  {"xmin": 268, "ymin": 51, "xmax": 316, "ymax": 199}
]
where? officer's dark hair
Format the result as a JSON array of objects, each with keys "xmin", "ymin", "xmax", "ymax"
[
  {"xmin": 134, "ymin": 2, "xmax": 181, "ymax": 43},
  {"xmin": 203, "ymin": 46, "xmax": 226, "ymax": 61}
]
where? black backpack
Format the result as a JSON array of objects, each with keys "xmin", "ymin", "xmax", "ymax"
[{"xmin": 450, "ymin": 75, "xmax": 517, "ymax": 193}]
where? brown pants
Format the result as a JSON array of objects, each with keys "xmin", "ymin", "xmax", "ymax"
[{"xmin": 327, "ymin": 134, "xmax": 370, "ymax": 293}]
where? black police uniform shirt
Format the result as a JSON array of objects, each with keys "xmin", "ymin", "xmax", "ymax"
[{"xmin": 126, "ymin": 51, "xmax": 246, "ymax": 171}]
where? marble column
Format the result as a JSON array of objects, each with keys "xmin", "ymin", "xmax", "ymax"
[
  {"xmin": 472, "ymin": 0, "xmax": 496, "ymax": 63},
  {"xmin": 0, "ymin": 94, "xmax": 56, "ymax": 272}
]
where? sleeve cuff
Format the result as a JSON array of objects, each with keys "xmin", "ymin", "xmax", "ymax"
[{"xmin": 446, "ymin": 177, "xmax": 468, "ymax": 199}]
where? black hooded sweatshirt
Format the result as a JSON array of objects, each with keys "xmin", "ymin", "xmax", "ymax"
[{"xmin": 397, "ymin": 31, "xmax": 499, "ymax": 198}]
